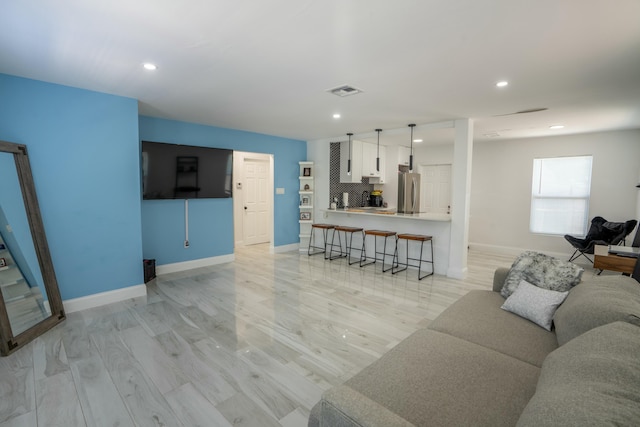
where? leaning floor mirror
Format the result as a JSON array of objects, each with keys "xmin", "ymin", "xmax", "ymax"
[{"xmin": 0, "ymin": 140, "xmax": 65, "ymax": 356}]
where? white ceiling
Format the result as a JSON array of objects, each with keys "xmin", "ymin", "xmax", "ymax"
[{"xmin": 2, "ymin": 0, "xmax": 640, "ymax": 146}]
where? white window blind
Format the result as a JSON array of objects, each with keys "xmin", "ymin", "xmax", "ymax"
[{"xmin": 530, "ymin": 156, "xmax": 593, "ymax": 236}]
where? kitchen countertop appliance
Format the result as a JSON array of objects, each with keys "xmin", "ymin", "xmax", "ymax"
[
  {"xmin": 370, "ymin": 190, "xmax": 383, "ymax": 207},
  {"xmin": 397, "ymin": 172, "xmax": 420, "ymax": 213},
  {"xmin": 361, "ymin": 191, "xmax": 369, "ymax": 207}
]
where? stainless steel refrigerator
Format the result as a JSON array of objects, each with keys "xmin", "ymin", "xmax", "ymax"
[{"xmin": 397, "ymin": 172, "xmax": 421, "ymax": 213}]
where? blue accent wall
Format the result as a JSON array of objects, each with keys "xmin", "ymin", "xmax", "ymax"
[
  {"xmin": 139, "ymin": 116, "xmax": 305, "ymax": 265},
  {"xmin": 0, "ymin": 72, "xmax": 306, "ymax": 302},
  {"xmin": 0, "ymin": 74, "xmax": 143, "ymax": 300}
]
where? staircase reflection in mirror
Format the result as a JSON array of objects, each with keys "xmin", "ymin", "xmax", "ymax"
[{"xmin": 0, "ymin": 141, "xmax": 65, "ymax": 356}]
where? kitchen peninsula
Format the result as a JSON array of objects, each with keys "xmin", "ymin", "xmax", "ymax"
[
  {"xmin": 326, "ymin": 208, "xmax": 450, "ymax": 221},
  {"xmin": 307, "ymin": 118, "xmax": 473, "ymax": 279},
  {"xmin": 322, "ymin": 208, "xmax": 451, "ymax": 275}
]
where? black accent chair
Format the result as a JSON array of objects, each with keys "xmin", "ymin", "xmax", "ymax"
[
  {"xmin": 565, "ymin": 217, "xmax": 638, "ymax": 263},
  {"xmin": 631, "ymin": 227, "xmax": 640, "ymax": 282},
  {"xmin": 631, "ymin": 225, "xmax": 640, "ymax": 248}
]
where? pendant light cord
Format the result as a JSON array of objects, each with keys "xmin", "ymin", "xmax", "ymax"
[
  {"xmin": 408, "ymin": 124, "xmax": 416, "ymax": 171},
  {"xmin": 375, "ymin": 129, "xmax": 382, "ymax": 172},
  {"xmin": 347, "ymin": 133, "xmax": 353, "ymax": 175}
]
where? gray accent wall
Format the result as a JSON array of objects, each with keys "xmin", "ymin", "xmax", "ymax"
[{"xmin": 469, "ymin": 129, "xmax": 640, "ymax": 257}]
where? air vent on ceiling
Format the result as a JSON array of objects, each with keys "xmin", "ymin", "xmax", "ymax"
[
  {"xmin": 483, "ymin": 132, "xmax": 500, "ymax": 138},
  {"xmin": 327, "ymin": 85, "xmax": 363, "ymax": 97},
  {"xmin": 494, "ymin": 107, "xmax": 548, "ymax": 117}
]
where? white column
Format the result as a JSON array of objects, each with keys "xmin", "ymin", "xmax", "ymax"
[
  {"xmin": 306, "ymin": 140, "xmax": 331, "ymax": 221},
  {"xmin": 447, "ymin": 119, "xmax": 473, "ymax": 279}
]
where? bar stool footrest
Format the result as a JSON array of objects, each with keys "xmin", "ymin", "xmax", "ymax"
[
  {"xmin": 392, "ymin": 234, "xmax": 434, "ymax": 280},
  {"xmin": 308, "ymin": 224, "xmax": 336, "ymax": 259},
  {"xmin": 360, "ymin": 230, "xmax": 398, "ymax": 272}
]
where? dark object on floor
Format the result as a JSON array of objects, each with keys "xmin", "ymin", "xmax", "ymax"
[
  {"xmin": 633, "ymin": 257, "xmax": 640, "ymax": 283},
  {"xmin": 631, "ymin": 225, "xmax": 640, "ymax": 248},
  {"xmin": 143, "ymin": 259, "xmax": 156, "ymax": 283},
  {"xmin": 565, "ymin": 217, "xmax": 637, "ymax": 263}
]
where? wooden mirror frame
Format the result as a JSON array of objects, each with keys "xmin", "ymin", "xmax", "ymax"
[{"xmin": 0, "ymin": 140, "xmax": 65, "ymax": 356}]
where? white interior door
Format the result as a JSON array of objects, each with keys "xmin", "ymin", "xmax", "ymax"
[
  {"xmin": 243, "ymin": 159, "xmax": 270, "ymax": 245},
  {"xmin": 420, "ymin": 164, "xmax": 452, "ymax": 214}
]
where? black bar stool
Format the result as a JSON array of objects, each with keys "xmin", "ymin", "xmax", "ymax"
[
  {"xmin": 308, "ymin": 224, "xmax": 335, "ymax": 258},
  {"xmin": 360, "ymin": 230, "xmax": 397, "ymax": 272},
  {"xmin": 329, "ymin": 226, "xmax": 364, "ymax": 264},
  {"xmin": 392, "ymin": 234, "xmax": 434, "ymax": 280}
]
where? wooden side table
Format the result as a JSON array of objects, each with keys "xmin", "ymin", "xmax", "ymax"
[{"xmin": 593, "ymin": 245, "xmax": 637, "ymax": 274}]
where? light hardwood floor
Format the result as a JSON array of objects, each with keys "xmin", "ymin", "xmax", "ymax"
[{"xmin": 0, "ymin": 246, "xmax": 588, "ymax": 426}]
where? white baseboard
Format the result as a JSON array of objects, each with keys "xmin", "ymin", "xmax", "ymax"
[
  {"xmin": 63, "ymin": 284, "xmax": 147, "ymax": 314},
  {"xmin": 156, "ymin": 254, "xmax": 235, "ymax": 275},
  {"xmin": 469, "ymin": 243, "xmax": 568, "ymax": 260},
  {"xmin": 271, "ymin": 243, "xmax": 299, "ymax": 253},
  {"xmin": 446, "ymin": 266, "xmax": 468, "ymax": 279}
]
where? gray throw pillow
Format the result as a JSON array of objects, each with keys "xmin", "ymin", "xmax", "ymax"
[
  {"xmin": 554, "ymin": 275, "xmax": 640, "ymax": 345},
  {"xmin": 501, "ymin": 251, "xmax": 583, "ymax": 299},
  {"xmin": 501, "ymin": 280, "xmax": 569, "ymax": 331},
  {"xmin": 517, "ymin": 322, "xmax": 640, "ymax": 426}
]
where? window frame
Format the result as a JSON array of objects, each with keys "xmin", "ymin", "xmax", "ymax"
[{"xmin": 529, "ymin": 155, "xmax": 593, "ymax": 237}]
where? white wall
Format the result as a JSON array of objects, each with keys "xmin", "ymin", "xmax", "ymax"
[
  {"xmin": 469, "ymin": 129, "xmax": 640, "ymax": 256},
  {"xmin": 414, "ymin": 143, "xmax": 454, "ymax": 165}
]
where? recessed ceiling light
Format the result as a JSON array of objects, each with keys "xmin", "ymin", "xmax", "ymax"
[
  {"xmin": 413, "ymin": 139, "xmax": 423, "ymax": 143},
  {"xmin": 549, "ymin": 125, "xmax": 565, "ymax": 129},
  {"xmin": 496, "ymin": 81, "xmax": 509, "ymax": 88},
  {"xmin": 333, "ymin": 113, "xmax": 341, "ymax": 119},
  {"xmin": 143, "ymin": 63, "xmax": 157, "ymax": 70}
]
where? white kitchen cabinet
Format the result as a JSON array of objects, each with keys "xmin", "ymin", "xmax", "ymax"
[
  {"xmin": 340, "ymin": 139, "xmax": 363, "ymax": 183},
  {"xmin": 362, "ymin": 143, "xmax": 386, "ymax": 183}
]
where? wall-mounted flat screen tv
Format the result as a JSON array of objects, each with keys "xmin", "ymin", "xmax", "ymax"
[{"xmin": 141, "ymin": 141, "xmax": 233, "ymax": 199}]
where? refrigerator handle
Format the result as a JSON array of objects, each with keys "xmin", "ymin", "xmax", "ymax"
[
  {"xmin": 399, "ymin": 176, "xmax": 406, "ymax": 212},
  {"xmin": 411, "ymin": 178, "xmax": 417, "ymax": 212}
]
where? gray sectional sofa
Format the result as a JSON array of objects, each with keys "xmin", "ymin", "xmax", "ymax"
[{"xmin": 309, "ymin": 266, "xmax": 640, "ymax": 426}]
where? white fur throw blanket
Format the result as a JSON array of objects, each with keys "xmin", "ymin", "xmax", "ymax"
[{"xmin": 502, "ymin": 251, "xmax": 584, "ymax": 298}]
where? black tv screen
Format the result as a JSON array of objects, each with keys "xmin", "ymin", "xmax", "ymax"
[{"xmin": 141, "ymin": 141, "xmax": 233, "ymax": 199}]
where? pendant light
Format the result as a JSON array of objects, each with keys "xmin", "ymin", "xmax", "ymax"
[
  {"xmin": 408, "ymin": 124, "xmax": 416, "ymax": 171},
  {"xmin": 375, "ymin": 129, "xmax": 382, "ymax": 172},
  {"xmin": 347, "ymin": 133, "xmax": 353, "ymax": 175}
]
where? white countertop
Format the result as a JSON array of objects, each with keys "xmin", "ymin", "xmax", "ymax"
[{"xmin": 323, "ymin": 208, "xmax": 451, "ymax": 222}]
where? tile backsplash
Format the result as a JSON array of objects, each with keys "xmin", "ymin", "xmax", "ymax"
[{"xmin": 329, "ymin": 142, "xmax": 374, "ymax": 208}]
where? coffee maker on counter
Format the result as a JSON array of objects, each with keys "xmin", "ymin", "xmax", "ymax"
[
  {"xmin": 370, "ymin": 190, "xmax": 383, "ymax": 207},
  {"xmin": 361, "ymin": 191, "xmax": 369, "ymax": 207}
]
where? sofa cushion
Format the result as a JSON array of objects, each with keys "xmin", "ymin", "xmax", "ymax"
[
  {"xmin": 326, "ymin": 328, "xmax": 540, "ymax": 427},
  {"xmin": 501, "ymin": 251, "xmax": 583, "ymax": 298},
  {"xmin": 320, "ymin": 386, "xmax": 414, "ymax": 427},
  {"xmin": 428, "ymin": 290, "xmax": 558, "ymax": 367},
  {"xmin": 517, "ymin": 322, "xmax": 640, "ymax": 426},
  {"xmin": 308, "ymin": 401, "xmax": 321, "ymax": 427},
  {"xmin": 553, "ymin": 275, "xmax": 640, "ymax": 345},
  {"xmin": 492, "ymin": 267, "xmax": 510, "ymax": 292},
  {"xmin": 501, "ymin": 280, "xmax": 569, "ymax": 331}
]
